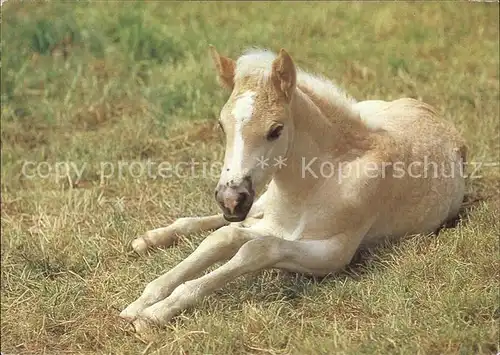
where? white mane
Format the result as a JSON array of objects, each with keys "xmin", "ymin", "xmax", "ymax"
[{"xmin": 234, "ymin": 48, "xmax": 358, "ymax": 109}]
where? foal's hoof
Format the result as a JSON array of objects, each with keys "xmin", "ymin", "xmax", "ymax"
[
  {"xmin": 131, "ymin": 237, "xmax": 149, "ymax": 254},
  {"xmin": 132, "ymin": 317, "xmax": 156, "ymax": 335},
  {"xmin": 120, "ymin": 301, "xmax": 145, "ymax": 322},
  {"xmin": 119, "ymin": 308, "xmax": 137, "ymax": 323}
]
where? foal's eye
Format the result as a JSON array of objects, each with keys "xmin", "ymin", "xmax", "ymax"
[{"xmin": 267, "ymin": 124, "xmax": 284, "ymax": 141}]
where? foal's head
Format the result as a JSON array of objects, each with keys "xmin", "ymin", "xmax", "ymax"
[{"xmin": 210, "ymin": 46, "xmax": 297, "ymax": 222}]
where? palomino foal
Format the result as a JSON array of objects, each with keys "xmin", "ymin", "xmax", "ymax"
[{"xmin": 120, "ymin": 46, "xmax": 467, "ymax": 332}]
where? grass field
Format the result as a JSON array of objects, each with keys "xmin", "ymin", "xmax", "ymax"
[{"xmin": 1, "ymin": 2, "xmax": 499, "ymax": 354}]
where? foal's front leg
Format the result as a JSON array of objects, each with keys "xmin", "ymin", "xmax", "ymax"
[
  {"xmin": 131, "ymin": 214, "xmax": 229, "ymax": 254},
  {"xmin": 131, "ymin": 190, "xmax": 268, "ymax": 253},
  {"xmin": 120, "ymin": 225, "xmax": 255, "ymax": 321},
  {"xmin": 132, "ymin": 227, "xmax": 367, "ymax": 332}
]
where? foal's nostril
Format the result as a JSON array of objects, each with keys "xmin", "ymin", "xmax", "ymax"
[{"xmin": 238, "ymin": 192, "xmax": 248, "ymax": 205}]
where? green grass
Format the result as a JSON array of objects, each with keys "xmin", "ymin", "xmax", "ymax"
[{"xmin": 1, "ymin": 2, "xmax": 499, "ymax": 354}]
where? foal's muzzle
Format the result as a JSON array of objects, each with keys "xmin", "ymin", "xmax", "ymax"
[{"xmin": 215, "ymin": 178, "xmax": 255, "ymax": 222}]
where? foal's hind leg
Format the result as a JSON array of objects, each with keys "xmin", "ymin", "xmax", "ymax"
[{"xmin": 132, "ymin": 215, "xmax": 229, "ymax": 254}]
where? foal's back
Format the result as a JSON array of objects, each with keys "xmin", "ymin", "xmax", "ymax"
[{"xmin": 355, "ymin": 98, "xmax": 467, "ymax": 242}]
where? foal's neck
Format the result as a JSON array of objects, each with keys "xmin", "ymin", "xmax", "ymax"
[{"xmin": 274, "ymin": 88, "xmax": 376, "ymax": 193}]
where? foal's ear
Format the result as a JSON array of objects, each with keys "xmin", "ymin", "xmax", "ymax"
[
  {"xmin": 209, "ymin": 45, "xmax": 235, "ymax": 90},
  {"xmin": 271, "ymin": 48, "xmax": 296, "ymax": 102}
]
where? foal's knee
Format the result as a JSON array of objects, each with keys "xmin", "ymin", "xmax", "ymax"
[{"xmin": 169, "ymin": 217, "xmax": 196, "ymax": 234}]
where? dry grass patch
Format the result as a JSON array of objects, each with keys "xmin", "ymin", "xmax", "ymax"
[{"xmin": 1, "ymin": 2, "xmax": 499, "ymax": 354}]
